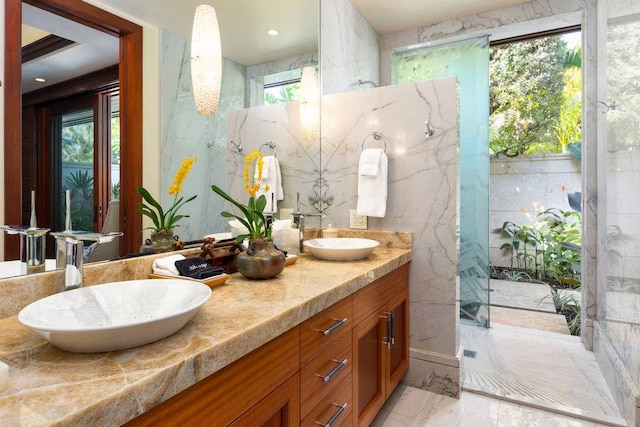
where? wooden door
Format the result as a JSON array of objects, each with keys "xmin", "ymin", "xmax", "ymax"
[
  {"xmin": 386, "ymin": 289, "xmax": 409, "ymax": 398},
  {"xmin": 230, "ymin": 373, "xmax": 300, "ymax": 427},
  {"xmin": 352, "ymin": 308, "xmax": 385, "ymax": 426}
]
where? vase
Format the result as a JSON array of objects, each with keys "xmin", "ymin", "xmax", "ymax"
[
  {"xmin": 236, "ymin": 238, "xmax": 286, "ymax": 280},
  {"xmin": 140, "ymin": 229, "xmax": 175, "ymax": 253}
]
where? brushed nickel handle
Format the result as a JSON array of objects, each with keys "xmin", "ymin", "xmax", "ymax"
[
  {"xmin": 315, "ymin": 402, "xmax": 348, "ymax": 427},
  {"xmin": 315, "ymin": 318, "xmax": 347, "ymax": 336},
  {"xmin": 381, "ymin": 312, "xmax": 391, "ymax": 349},
  {"xmin": 316, "ymin": 358, "xmax": 348, "ymax": 383},
  {"xmin": 390, "ymin": 309, "xmax": 396, "ymax": 345}
]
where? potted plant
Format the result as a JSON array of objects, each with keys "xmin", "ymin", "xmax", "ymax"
[
  {"xmin": 137, "ymin": 156, "xmax": 197, "ymax": 252},
  {"xmin": 211, "ymin": 150, "xmax": 285, "ymax": 279}
]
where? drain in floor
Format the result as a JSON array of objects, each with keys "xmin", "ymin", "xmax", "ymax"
[{"xmin": 463, "ymin": 349, "xmax": 477, "ymax": 359}]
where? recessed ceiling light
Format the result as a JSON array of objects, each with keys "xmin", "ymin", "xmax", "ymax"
[
  {"xmin": 266, "ymin": 29, "xmax": 280, "ymax": 36},
  {"xmin": 35, "ymin": 77, "xmax": 46, "ymax": 82}
]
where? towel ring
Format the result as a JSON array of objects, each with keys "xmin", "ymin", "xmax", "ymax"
[
  {"xmin": 259, "ymin": 141, "xmax": 276, "ymax": 153},
  {"xmin": 361, "ymin": 131, "xmax": 387, "ymax": 152}
]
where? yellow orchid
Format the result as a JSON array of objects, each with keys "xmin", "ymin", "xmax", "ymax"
[
  {"xmin": 212, "ymin": 150, "xmax": 271, "ymax": 243},
  {"xmin": 137, "ymin": 156, "xmax": 198, "ymax": 231}
]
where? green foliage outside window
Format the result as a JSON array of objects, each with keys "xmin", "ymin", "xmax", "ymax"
[{"xmin": 394, "ymin": 33, "xmax": 583, "ymax": 158}]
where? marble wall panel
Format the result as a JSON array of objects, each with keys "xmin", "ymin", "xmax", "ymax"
[
  {"xmin": 225, "ymin": 102, "xmax": 321, "ymax": 218},
  {"xmin": 320, "ymin": 78, "xmax": 460, "ymax": 393},
  {"xmin": 161, "ymin": 31, "xmax": 246, "ymax": 241},
  {"xmin": 320, "ymin": 0, "xmax": 379, "ymax": 95}
]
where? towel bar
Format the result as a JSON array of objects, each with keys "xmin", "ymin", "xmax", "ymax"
[
  {"xmin": 361, "ymin": 131, "xmax": 387, "ymax": 152},
  {"xmin": 259, "ymin": 141, "xmax": 277, "ymax": 153}
]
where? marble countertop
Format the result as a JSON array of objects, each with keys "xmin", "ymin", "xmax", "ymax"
[{"xmin": 0, "ymin": 245, "xmax": 411, "ymax": 426}]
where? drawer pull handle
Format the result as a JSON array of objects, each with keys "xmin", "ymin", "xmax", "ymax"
[
  {"xmin": 317, "ymin": 358, "xmax": 348, "ymax": 383},
  {"xmin": 315, "ymin": 402, "xmax": 348, "ymax": 427},
  {"xmin": 316, "ymin": 318, "xmax": 347, "ymax": 336},
  {"xmin": 390, "ymin": 309, "xmax": 396, "ymax": 345}
]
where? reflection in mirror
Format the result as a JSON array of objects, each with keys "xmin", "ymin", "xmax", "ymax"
[
  {"xmin": 3, "ymin": 0, "xmax": 143, "ymax": 277},
  {"xmin": 161, "ymin": 0, "xmax": 320, "ymax": 240},
  {"xmin": 20, "ymin": 4, "xmax": 120, "ymax": 268}
]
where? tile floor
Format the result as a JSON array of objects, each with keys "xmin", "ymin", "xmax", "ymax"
[
  {"xmin": 460, "ymin": 323, "xmax": 625, "ymax": 426},
  {"xmin": 372, "ymin": 384, "xmax": 614, "ymax": 427}
]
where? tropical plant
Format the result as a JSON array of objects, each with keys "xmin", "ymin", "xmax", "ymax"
[
  {"xmin": 137, "ymin": 157, "xmax": 197, "ymax": 232},
  {"xmin": 541, "ymin": 287, "xmax": 581, "ymax": 335},
  {"xmin": 212, "ymin": 150, "xmax": 271, "ymax": 243},
  {"xmin": 64, "ymin": 170, "xmax": 94, "ymax": 231},
  {"xmin": 494, "ymin": 208, "xmax": 582, "ymax": 285},
  {"xmin": 489, "ymin": 36, "xmax": 568, "ymax": 156}
]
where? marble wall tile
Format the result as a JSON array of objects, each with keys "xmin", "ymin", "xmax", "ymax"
[
  {"xmin": 161, "ymin": 31, "xmax": 246, "ymax": 241},
  {"xmin": 320, "ymin": 78, "xmax": 460, "ymax": 394},
  {"xmin": 225, "ymin": 102, "xmax": 321, "ymax": 217},
  {"xmin": 320, "ymin": 0, "xmax": 379, "ymax": 95}
]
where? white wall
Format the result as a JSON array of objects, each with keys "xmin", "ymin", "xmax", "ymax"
[{"xmin": 489, "ymin": 154, "xmax": 581, "ymax": 268}]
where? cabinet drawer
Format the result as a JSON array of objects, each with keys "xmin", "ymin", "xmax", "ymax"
[
  {"xmin": 301, "ymin": 375, "xmax": 352, "ymax": 427},
  {"xmin": 301, "ymin": 332, "xmax": 352, "ymax": 417},
  {"xmin": 300, "ymin": 297, "xmax": 352, "ymax": 365}
]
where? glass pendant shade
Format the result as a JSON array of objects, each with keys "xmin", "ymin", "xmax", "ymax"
[
  {"xmin": 300, "ymin": 66, "xmax": 320, "ymax": 141},
  {"xmin": 191, "ymin": 5, "xmax": 222, "ymax": 115}
]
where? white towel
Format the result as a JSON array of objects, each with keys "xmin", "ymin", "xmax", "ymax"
[
  {"xmin": 357, "ymin": 149, "xmax": 388, "ymax": 218},
  {"xmin": 152, "ymin": 254, "xmax": 185, "ymax": 276},
  {"xmin": 359, "ymin": 148, "xmax": 383, "ymax": 176},
  {"xmin": 256, "ymin": 155, "xmax": 284, "ymax": 213}
]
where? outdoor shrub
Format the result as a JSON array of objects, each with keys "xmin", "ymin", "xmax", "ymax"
[{"xmin": 494, "ymin": 208, "xmax": 581, "ymax": 286}]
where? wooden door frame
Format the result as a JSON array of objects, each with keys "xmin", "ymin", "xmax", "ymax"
[{"xmin": 4, "ymin": 0, "xmax": 143, "ymax": 258}]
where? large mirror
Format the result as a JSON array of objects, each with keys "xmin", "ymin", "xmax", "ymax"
[
  {"xmin": 4, "ymin": 0, "xmax": 143, "ymax": 269},
  {"xmin": 1, "ymin": 0, "xmax": 319, "ymax": 278}
]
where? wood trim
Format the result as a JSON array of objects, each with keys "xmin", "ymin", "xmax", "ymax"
[
  {"xmin": 118, "ymin": 28, "xmax": 143, "ymax": 255},
  {"xmin": 5, "ymin": 0, "xmax": 23, "ymax": 255},
  {"xmin": 23, "ymin": 65, "xmax": 118, "ymax": 107},
  {"xmin": 4, "ymin": 0, "xmax": 143, "ymax": 257},
  {"xmin": 125, "ymin": 328, "xmax": 300, "ymax": 426},
  {"xmin": 23, "ymin": 0, "xmax": 140, "ymax": 36},
  {"xmin": 22, "ymin": 34, "xmax": 74, "ymax": 64}
]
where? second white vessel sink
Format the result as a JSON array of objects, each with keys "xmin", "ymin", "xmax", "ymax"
[
  {"xmin": 18, "ymin": 279, "xmax": 211, "ymax": 353},
  {"xmin": 303, "ymin": 238, "xmax": 379, "ymax": 261}
]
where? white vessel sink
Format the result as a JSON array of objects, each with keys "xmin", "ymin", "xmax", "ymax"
[
  {"xmin": 18, "ymin": 279, "xmax": 211, "ymax": 353},
  {"xmin": 303, "ymin": 238, "xmax": 379, "ymax": 261}
]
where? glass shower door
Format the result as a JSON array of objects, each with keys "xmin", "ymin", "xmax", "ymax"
[{"xmin": 393, "ymin": 36, "xmax": 491, "ymax": 327}]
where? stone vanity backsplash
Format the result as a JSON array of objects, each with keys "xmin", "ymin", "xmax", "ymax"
[{"xmin": 0, "ymin": 229, "xmax": 411, "ymax": 319}]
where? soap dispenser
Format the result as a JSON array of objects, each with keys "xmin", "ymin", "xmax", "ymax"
[{"xmin": 323, "ymin": 224, "xmax": 338, "ymax": 239}]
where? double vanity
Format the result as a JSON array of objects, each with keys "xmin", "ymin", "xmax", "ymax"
[{"xmin": 0, "ymin": 231, "xmax": 411, "ymax": 426}]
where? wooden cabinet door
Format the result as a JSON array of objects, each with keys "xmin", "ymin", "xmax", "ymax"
[
  {"xmin": 386, "ymin": 288, "xmax": 409, "ymax": 398},
  {"xmin": 230, "ymin": 373, "xmax": 300, "ymax": 427},
  {"xmin": 352, "ymin": 308, "xmax": 385, "ymax": 427}
]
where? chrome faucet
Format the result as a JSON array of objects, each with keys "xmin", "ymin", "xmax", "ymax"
[
  {"xmin": 292, "ymin": 192, "xmax": 324, "ymax": 252},
  {"xmin": 291, "ymin": 212, "xmax": 324, "ymax": 252},
  {"xmin": 52, "ymin": 231, "xmax": 122, "ymax": 290}
]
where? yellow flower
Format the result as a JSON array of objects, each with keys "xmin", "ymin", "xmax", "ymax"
[
  {"xmin": 169, "ymin": 156, "xmax": 197, "ymax": 196},
  {"xmin": 243, "ymin": 150, "xmax": 265, "ymax": 197}
]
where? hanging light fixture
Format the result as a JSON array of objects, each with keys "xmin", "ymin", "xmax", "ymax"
[
  {"xmin": 191, "ymin": 4, "xmax": 222, "ymax": 115},
  {"xmin": 299, "ymin": 66, "xmax": 320, "ymax": 141}
]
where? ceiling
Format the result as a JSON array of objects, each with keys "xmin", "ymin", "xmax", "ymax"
[{"xmin": 22, "ymin": 0, "xmax": 532, "ymax": 91}]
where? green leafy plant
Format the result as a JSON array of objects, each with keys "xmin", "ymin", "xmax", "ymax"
[
  {"xmin": 541, "ymin": 288, "xmax": 581, "ymax": 335},
  {"xmin": 494, "ymin": 208, "xmax": 582, "ymax": 286},
  {"xmin": 211, "ymin": 150, "xmax": 271, "ymax": 243},
  {"xmin": 137, "ymin": 157, "xmax": 197, "ymax": 232},
  {"xmin": 64, "ymin": 170, "xmax": 94, "ymax": 231}
]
